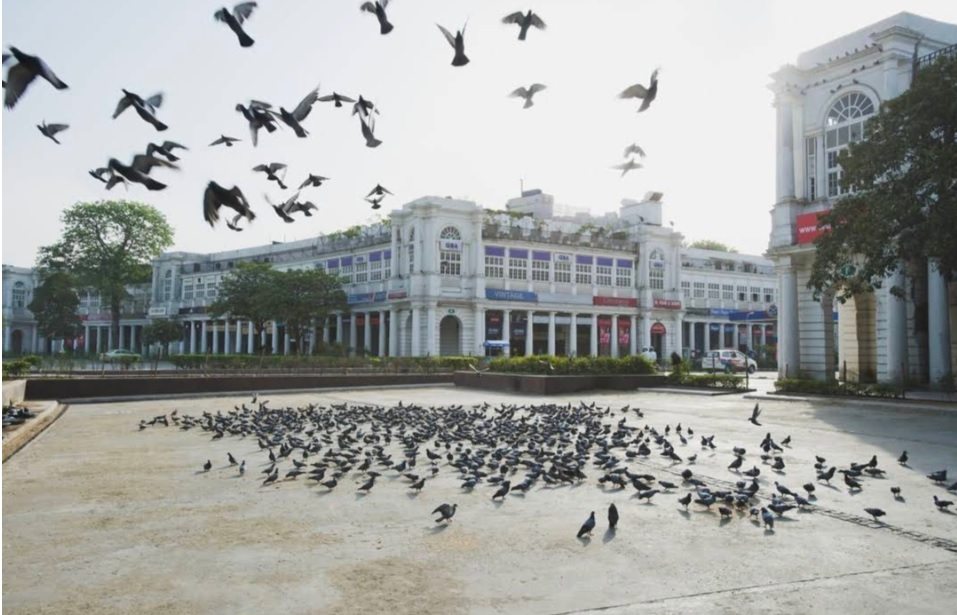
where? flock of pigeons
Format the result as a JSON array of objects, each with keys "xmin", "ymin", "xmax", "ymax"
[
  {"xmin": 4, "ymin": 3, "xmax": 662, "ymax": 234},
  {"xmin": 139, "ymin": 395, "xmax": 956, "ymax": 540}
]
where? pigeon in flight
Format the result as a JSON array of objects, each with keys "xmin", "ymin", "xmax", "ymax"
[
  {"xmin": 236, "ymin": 101, "xmax": 278, "ymax": 146},
  {"xmin": 612, "ymin": 158, "xmax": 642, "ymax": 177},
  {"xmin": 37, "ymin": 121, "xmax": 69, "ymax": 144},
  {"xmin": 360, "ymin": 1, "xmax": 394, "ymax": 35},
  {"xmin": 266, "ymin": 191, "xmax": 301, "ymax": 223},
  {"xmin": 114, "ymin": 90, "xmax": 167, "ymax": 131},
  {"xmin": 577, "ymin": 511, "xmax": 596, "ymax": 538},
  {"xmin": 252, "ymin": 162, "xmax": 288, "ymax": 189},
  {"xmin": 225, "ymin": 212, "xmax": 247, "ymax": 232},
  {"xmin": 502, "ymin": 10, "xmax": 546, "ymax": 41},
  {"xmin": 286, "ymin": 200, "xmax": 318, "ymax": 218},
  {"xmin": 366, "ymin": 196, "xmax": 384, "ymax": 210},
  {"xmin": 367, "ymin": 184, "xmax": 393, "ymax": 198},
  {"xmin": 203, "ymin": 181, "xmax": 256, "ymax": 228},
  {"xmin": 278, "ymin": 84, "xmax": 320, "ymax": 138},
  {"xmin": 214, "ymin": 3, "xmax": 258, "ymax": 48},
  {"xmin": 3, "ymin": 47, "xmax": 69, "ymax": 109},
  {"xmin": 146, "ymin": 141, "xmax": 188, "ymax": 162},
  {"xmin": 749, "ymin": 403, "xmax": 762, "ymax": 426},
  {"xmin": 509, "ymin": 84, "xmax": 546, "ymax": 109},
  {"xmin": 351, "ymin": 95, "xmax": 378, "ymax": 119},
  {"xmin": 359, "ymin": 115, "xmax": 382, "ymax": 148},
  {"xmin": 437, "ymin": 22, "xmax": 469, "ymax": 67},
  {"xmin": 209, "ymin": 135, "xmax": 241, "ymax": 147},
  {"xmin": 619, "ymin": 69, "xmax": 660, "ymax": 113},
  {"xmin": 317, "ymin": 92, "xmax": 356, "ymax": 108},
  {"xmin": 299, "ymin": 174, "xmax": 329, "ymax": 189},
  {"xmin": 433, "ymin": 503, "xmax": 457, "ymax": 523},
  {"xmin": 623, "ymin": 143, "xmax": 646, "ymax": 158},
  {"xmin": 107, "ymin": 155, "xmax": 177, "ymax": 191}
]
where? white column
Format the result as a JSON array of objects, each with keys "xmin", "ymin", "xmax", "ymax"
[
  {"xmin": 31, "ymin": 327, "xmax": 38, "ymax": 353},
  {"xmin": 246, "ymin": 321, "xmax": 253, "ymax": 353},
  {"xmin": 569, "ymin": 313, "xmax": 578, "ymax": 356},
  {"xmin": 774, "ymin": 94, "xmax": 795, "ymax": 202},
  {"xmin": 119, "ymin": 325, "xmax": 126, "ymax": 350},
  {"xmin": 336, "ymin": 314, "xmax": 344, "ymax": 344},
  {"xmin": 884, "ymin": 271, "xmax": 906, "ymax": 385},
  {"xmin": 760, "ymin": 325, "xmax": 767, "ymax": 349},
  {"xmin": 130, "ymin": 325, "xmax": 137, "ymax": 353},
  {"xmin": 779, "ymin": 264, "xmax": 800, "ymax": 379},
  {"xmin": 200, "ymin": 320, "xmax": 208, "ymax": 353},
  {"xmin": 2, "ymin": 326, "xmax": 10, "ymax": 352},
  {"xmin": 349, "ymin": 314, "xmax": 357, "ymax": 355},
  {"xmin": 630, "ymin": 315, "xmax": 638, "ymax": 355},
  {"xmin": 323, "ymin": 318, "xmax": 331, "ymax": 344},
  {"xmin": 272, "ymin": 321, "xmax": 280, "ymax": 354},
  {"xmin": 427, "ymin": 305, "xmax": 438, "ymax": 356},
  {"xmin": 704, "ymin": 321, "xmax": 711, "ymax": 352},
  {"xmin": 411, "ymin": 307, "xmax": 422, "ymax": 356},
  {"xmin": 189, "ymin": 321, "xmax": 197, "ymax": 354},
  {"xmin": 611, "ymin": 315, "xmax": 619, "ymax": 358},
  {"xmin": 547, "ymin": 311, "xmax": 556, "ymax": 356},
  {"xmin": 224, "ymin": 319, "xmax": 231, "ymax": 354},
  {"xmin": 283, "ymin": 325, "xmax": 291, "ymax": 355},
  {"xmin": 84, "ymin": 325, "xmax": 91, "ymax": 353},
  {"xmin": 389, "ymin": 310, "xmax": 398, "ymax": 356},
  {"xmin": 475, "ymin": 307, "xmax": 486, "ymax": 356},
  {"xmin": 674, "ymin": 315, "xmax": 683, "ymax": 358},
  {"xmin": 641, "ymin": 314, "xmax": 651, "ymax": 351},
  {"xmin": 364, "ymin": 311, "xmax": 372, "ymax": 354},
  {"xmin": 379, "ymin": 311, "xmax": 387, "ymax": 357},
  {"xmin": 525, "ymin": 310, "xmax": 534, "ymax": 356},
  {"xmin": 107, "ymin": 326, "xmax": 114, "ymax": 350},
  {"xmin": 928, "ymin": 260, "xmax": 953, "ymax": 386},
  {"xmin": 212, "ymin": 321, "xmax": 219, "ymax": 354},
  {"xmin": 590, "ymin": 314, "xmax": 598, "ymax": 356},
  {"xmin": 398, "ymin": 310, "xmax": 408, "ymax": 356}
]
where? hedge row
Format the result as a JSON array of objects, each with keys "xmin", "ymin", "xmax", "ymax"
[
  {"xmin": 167, "ymin": 354, "xmax": 478, "ymax": 373},
  {"xmin": 774, "ymin": 378, "xmax": 905, "ymax": 399},
  {"xmin": 486, "ymin": 355, "xmax": 657, "ymax": 375},
  {"xmin": 667, "ymin": 371, "xmax": 747, "ymax": 390}
]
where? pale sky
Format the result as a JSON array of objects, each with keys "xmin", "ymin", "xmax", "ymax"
[{"xmin": 3, "ymin": 0, "xmax": 956, "ymax": 268}]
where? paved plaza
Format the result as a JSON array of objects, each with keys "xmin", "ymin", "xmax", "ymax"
[{"xmin": 3, "ymin": 384, "xmax": 957, "ymax": 614}]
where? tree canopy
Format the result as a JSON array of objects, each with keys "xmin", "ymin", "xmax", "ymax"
[
  {"xmin": 144, "ymin": 317, "xmax": 182, "ymax": 357},
  {"xmin": 36, "ymin": 201, "xmax": 174, "ymax": 343},
  {"xmin": 809, "ymin": 53, "xmax": 957, "ymax": 300},
  {"xmin": 687, "ymin": 239, "xmax": 737, "ymax": 253},
  {"xmin": 27, "ymin": 270, "xmax": 81, "ymax": 346}
]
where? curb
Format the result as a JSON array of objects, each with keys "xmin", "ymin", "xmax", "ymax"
[{"xmin": 2, "ymin": 402, "xmax": 69, "ymax": 463}]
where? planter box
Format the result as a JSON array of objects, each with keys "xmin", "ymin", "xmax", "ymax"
[{"xmin": 453, "ymin": 372, "xmax": 667, "ymax": 395}]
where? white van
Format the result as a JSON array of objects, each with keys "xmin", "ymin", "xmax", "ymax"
[{"xmin": 701, "ymin": 349, "xmax": 757, "ymax": 374}]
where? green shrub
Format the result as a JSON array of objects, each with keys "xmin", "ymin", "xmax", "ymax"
[
  {"xmin": 773, "ymin": 378, "xmax": 905, "ymax": 399},
  {"xmin": 2, "ymin": 360, "xmax": 30, "ymax": 379},
  {"xmin": 486, "ymin": 354, "xmax": 656, "ymax": 375}
]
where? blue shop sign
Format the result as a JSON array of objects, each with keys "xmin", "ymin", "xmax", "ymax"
[
  {"xmin": 485, "ymin": 289, "xmax": 538, "ymax": 302},
  {"xmin": 347, "ymin": 293, "xmax": 374, "ymax": 304},
  {"xmin": 709, "ymin": 308, "xmax": 734, "ymax": 316}
]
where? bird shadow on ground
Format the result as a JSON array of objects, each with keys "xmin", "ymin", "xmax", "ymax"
[
  {"xmin": 427, "ymin": 524, "xmax": 449, "ymax": 534},
  {"xmin": 492, "ymin": 500, "xmax": 505, "ymax": 508},
  {"xmin": 895, "ymin": 496, "xmax": 907, "ymax": 503},
  {"xmin": 763, "ymin": 528, "xmax": 775, "ymax": 536},
  {"xmin": 578, "ymin": 536, "xmax": 592, "ymax": 546},
  {"xmin": 774, "ymin": 516, "xmax": 799, "ymax": 523},
  {"xmin": 355, "ymin": 492, "xmax": 369, "ymax": 500},
  {"xmin": 677, "ymin": 510, "xmax": 691, "ymax": 520},
  {"xmin": 602, "ymin": 528, "xmax": 616, "ymax": 543},
  {"xmin": 193, "ymin": 470, "xmax": 208, "ymax": 476},
  {"xmin": 820, "ymin": 483, "xmax": 841, "ymax": 492},
  {"xmin": 406, "ymin": 492, "xmax": 420, "ymax": 499},
  {"xmin": 938, "ymin": 508, "xmax": 955, "ymax": 515},
  {"xmin": 847, "ymin": 489, "xmax": 864, "ymax": 497},
  {"xmin": 719, "ymin": 517, "xmax": 732, "ymax": 527},
  {"xmin": 510, "ymin": 492, "xmax": 527, "ymax": 498}
]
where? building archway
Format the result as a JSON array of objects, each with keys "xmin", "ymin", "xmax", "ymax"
[
  {"xmin": 10, "ymin": 329, "xmax": 24, "ymax": 354},
  {"xmin": 439, "ymin": 315, "xmax": 461, "ymax": 356},
  {"xmin": 839, "ymin": 291, "xmax": 877, "ymax": 383}
]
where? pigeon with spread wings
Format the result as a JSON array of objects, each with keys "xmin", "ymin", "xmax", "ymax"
[
  {"xmin": 509, "ymin": 84, "xmax": 546, "ymax": 109},
  {"xmin": 278, "ymin": 84, "xmax": 320, "ymax": 138},
  {"xmin": 37, "ymin": 121, "xmax": 69, "ymax": 144},
  {"xmin": 619, "ymin": 69, "xmax": 660, "ymax": 113},
  {"xmin": 612, "ymin": 158, "xmax": 642, "ymax": 177},
  {"xmin": 3, "ymin": 47, "xmax": 68, "ymax": 109},
  {"xmin": 437, "ymin": 22, "xmax": 469, "ymax": 67},
  {"xmin": 214, "ymin": 3, "xmax": 258, "ymax": 48},
  {"xmin": 360, "ymin": 1, "xmax": 394, "ymax": 35},
  {"xmin": 502, "ymin": 10, "xmax": 546, "ymax": 41},
  {"xmin": 210, "ymin": 135, "xmax": 241, "ymax": 147},
  {"xmin": 114, "ymin": 90, "xmax": 167, "ymax": 131},
  {"xmin": 204, "ymin": 182, "xmax": 255, "ymax": 228}
]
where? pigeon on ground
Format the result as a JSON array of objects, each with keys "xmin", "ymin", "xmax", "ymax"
[
  {"xmin": 3, "ymin": 47, "xmax": 69, "ymax": 109},
  {"xmin": 437, "ymin": 22, "xmax": 469, "ymax": 67},
  {"xmin": 502, "ymin": 10, "xmax": 546, "ymax": 40},
  {"xmin": 210, "ymin": 135, "xmax": 241, "ymax": 147},
  {"xmin": 933, "ymin": 495, "xmax": 953, "ymax": 511},
  {"xmin": 262, "ymin": 467, "xmax": 279, "ymax": 486},
  {"xmin": 891, "ymin": 486, "xmax": 901, "ymax": 499},
  {"xmin": 928, "ymin": 470, "xmax": 947, "ymax": 483},
  {"xmin": 509, "ymin": 84, "xmax": 547, "ymax": 108},
  {"xmin": 761, "ymin": 507, "xmax": 774, "ymax": 530},
  {"xmin": 228, "ymin": 452, "xmax": 238, "ymax": 465},
  {"xmin": 492, "ymin": 480, "xmax": 511, "ymax": 500},
  {"xmin": 37, "ymin": 121, "xmax": 68, "ymax": 144},
  {"xmin": 239, "ymin": 460, "xmax": 246, "ymax": 475},
  {"xmin": 898, "ymin": 451, "xmax": 909, "ymax": 465},
  {"xmin": 718, "ymin": 506, "xmax": 733, "ymax": 519},
  {"xmin": 203, "ymin": 459, "xmax": 212, "ymax": 472},
  {"xmin": 357, "ymin": 476, "xmax": 376, "ymax": 493},
  {"xmin": 577, "ymin": 511, "xmax": 596, "ymax": 538},
  {"xmin": 113, "ymin": 90, "xmax": 167, "ymax": 131},
  {"xmin": 214, "ymin": 2, "xmax": 258, "ymax": 47},
  {"xmin": 361, "ymin": 1, "xmax": 394, "ymax": 35},
  {"xmin": 678, "ymin": 493, "xmax": 692, "ymax": 509},
  {"xmin": 608, "ymin": 503, "xmax": 619, "ymax": 529},
  {"xmin": 619, "ymin": 69, "xmax": 659, "ymax": 113},
  {"xmin": 433, "ymin": 503, "xmax": 457, "ymax": 523},
  {"xmin": 864, "ymin": 508, "xmax": 886, "ymax": 521}
]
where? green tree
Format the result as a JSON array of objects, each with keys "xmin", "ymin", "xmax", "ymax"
[
  {"xmin": 27, "ymin": 270, "xmax": 81, "ymax": 351},
  {"xmin": 272, "ymin": 268, "xmax": 348, "ymax": 354},
  {"xmin": 809, "ymin": 53, "xmax": 957, "ymax": 300},
  {"xmin": 208, "ymin": 262, "xmax": 280, "ymax": 354},
  {"xmin": 37, "ymin": 201, "xmax": 174, "ymax": 347},
  {"xmin": 687, "ymin": 239, "xmax": 737, "ymax": 252},
  {"xmin": 143, "ymin": 317, "xmax": 182, "ymax": 358}
]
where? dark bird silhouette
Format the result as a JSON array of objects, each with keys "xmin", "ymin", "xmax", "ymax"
[
  {"xmin": 864, "ymin": 508, "xmax": 886, "ymax": 521},
  {"xmin": 278, "ymin": 84, "xmax": 320, "ymax": 137},
  {"xmin": 359, "ymin": 114, "xmax": 382, "ymax": 148},
  {"xmin": 209, "ymin": 135, "xmax": 241, "ymax": 147},
  {"xmin": 619, "ymin": 69, "xmax": 659, "ymax": 113},
  {"xmin": 509, "ymin": 84, "xmax": 547, "ymax": 109},
  {"xmin": 351, "ymin": 95, "xmax": 378, "ymax": 119},
  {"xmin": 361, "ymin": 1, "xmax": 394, "ymax": 35},
  {"xmin": 203, "ymin": 459, "xmax": 212, "ymax": 472},
  {"xmin": 204, "ymin": 181, "xmax": 256, "ymax": 228},
  {"xmin": 612, "ymin": 158, "xmax": 642, "ymax": 177},
  {"xmin": 818, "ymin": 466, "xmax": 836, "ymax": 483},
  {"xmin": 803, "ymin": 482, "xmax": 816, "ymax": 497},
  {"xmin": 253, "ymin": 163, "xmax": 288, "ymax": 189},
  {"xmin": 239, "ymin": 460, "xmax": 246, "ymax": 475},
  {"xmin": 492, "ymin": 480, "xmax": 511, "ymax": 500},
  {"xmin": 748, "ymin": 403, "xmax": 762, "ymax": 426},
  {"xmin": 262, "ymin": 467, "xmax": 279, "ymax": 486},
  {"xmin": 502, "ymin": 10, "xmax": 546, "ymax": 40},
  {"xmin": 928, "ymin": 470, "xmax": 947, "ymax": 484},
  {"xmin": 843, "ymin": 472, "xmax": 863, "ymax": 490},
  {"xmin": 367, "ymin": 184, "xmax": 393, "ymax": 198},
  {"xmin": 890, "ymin": 486, "xmax": 902, "ymax": 499},
  {"xmin": 107, "ymin": 156, "xmax": 177, "ymax": 191},
  {"xmin": 37, "ymin": 121, "xmax": 69, "ymax": 144},
  {"xmin": 433, "ymin": 503, "xmax": 457, "ymax": 523},
  {"xmin": 236, "ymin": 101, "xmax": 278, "ymax": 146},
  {"xmin": 299, "ymin": 174, "xmax": 330, "ymax": 189},
  {"xmin": 228, "ymin": 452, "xmax": 238, "ymax": 465},
  {"xmin": 286, "ymin": 200, "xmax": 318, "ymax": 217},
  {"xmin": 214, "ymin": 2, "xmax": 258, "ymax": 47},
  {"xmin": 934, "ymin": 495, "xmax": 954, "ymax": 511},
  {"xmin": 321, "ymin": 477, "xmax": 338, "ymax": 489},
  {"xmin": 761, "ymin": 507, "xmax": 774, "ymax": 529},
  {"xmin": 146, "ymin": 141, "xmax": 188, "ymax": 162},
  {"xmin": 317, "ymin": 92, "xmax": 356, "ymax": 108},
  {"xmin": 3, "ymin": 47, "xmax": 69, "ymax": 109},
  {"xmin": 113, "ymin": 90, "xmax": 167, "ymax": 131},
  {"xmin": 678, "ymin": 492, "xmax": 692, "ymax": 509},
  {"xmin": 623, "ymin": 143, "xmax": 646, "ymax": 159},
  {"xmin": 898, "ymin": 451, "xmax": 909, "ymax": 465},
  {"xmin": 718, "ymin": 506, "xmax": 733, "ymax": 519},
  {"xmin": 437, "ymin": 22, "xmax": 469, "ymax": 67},
  {"xmin": 366, "ymin": 196, "xmax": 384, "ymax": 210},
  {"xmin": 357, "ymin": 475, "xmax": 376, "ymax": 493},
  {"xmin": 577, "ymin": 511, "xmax": 596, "ymax": 538},
  {"xmin": 608, "ymin": 503, "xmax": 619, "ymax": 529},
  {"xmin": 266, "ymin": 191, "xmax": 300, "ymax": 223},
  {"xmin": 728, "ymin": 455, "xmax": 743, "ymax": 471},
  {"xmin": 89, "ymin": 167, "xmax": 111, "ymax": 184},
  {"xmin": 409, "ymin": 477, "xmax": 426, "ymax": 491}
]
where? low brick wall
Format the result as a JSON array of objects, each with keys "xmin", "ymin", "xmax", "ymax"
[
  {"xmin": 2, "ymin": 380, "xmax": 27, "ymax": 406},
  {"xmin": 24, "ymin": 374, "xmax": 454, "ymax": 401},
  {"xmin": 453, "ymin": 372, "xmax": 668, "ymax": 395}
]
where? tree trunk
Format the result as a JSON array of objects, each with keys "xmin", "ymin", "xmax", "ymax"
[{"xmin": 110, "ymin": 296, "xmax": 122, "ymax": 351}]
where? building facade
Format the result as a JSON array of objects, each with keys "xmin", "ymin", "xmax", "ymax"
[{"xmin": 767, "ymin": 12, "xmax": 957, "ymax": 386}]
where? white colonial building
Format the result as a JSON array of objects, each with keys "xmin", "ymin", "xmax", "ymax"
[{"xmin": 767, "ymin": 12, "xmax": 957, "ymax": 386}]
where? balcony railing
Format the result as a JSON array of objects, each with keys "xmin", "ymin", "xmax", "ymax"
[{"xmin": 914, "ymin": 43, "xmax": 957, "ymax": 72}]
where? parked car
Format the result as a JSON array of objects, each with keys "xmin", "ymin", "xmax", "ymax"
[
  {"xmin": 640, "ymin": 347, "xmax": 657, "ymax": 363},
  {"xmin": 99, "ymin": 349, "xmax": 140, "ymax": 362},
  {"xmin": 701, "ymin": 349, "xmax": 757, "ymax": 374}
]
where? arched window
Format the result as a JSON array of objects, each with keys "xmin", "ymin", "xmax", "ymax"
[
  {"xmin": 649, "ymin": 249, "xmax": 665, "ymax": 290},
  {"xmin": 824, "ymin": 92, "xmax": 876, "ymax": 197},
  {"xmin": 12, "ymin": 281, "xmax": 26, "ymax": 308},
  {"xmin": 438, "ymin": 226, "xmax": 462, "ymax": 276}
]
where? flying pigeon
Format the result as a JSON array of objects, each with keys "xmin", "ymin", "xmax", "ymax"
[
  {"xmin": 360, "ymin": 1, "xmax": 394, "ymax": 35},
  {"xmin": 37, "ymin": 121, "xmax": 69, "ymax": 144},
  {"xmin": 619, "ymin": 69, "xmax": 659, "ymax": 112},
  {"xmin": 509, "ymin": 84, "xmax": 546, "ymax": 108},
  {"xmin": 437, "ymin": 22, "xmax": 469, "ymax": 67},
  {"xmin": 501, "ymin": 10, "xmax": 546, "ymax": 41},
  {"xmin": 214, "ymin": 2, "xmax": 258, "ymax": 48},
  {"xmin": 3, "ymin": 46, "xmax": 69, "ymax": 109}
]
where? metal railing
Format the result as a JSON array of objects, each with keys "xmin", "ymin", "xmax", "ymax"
[{"xmin": 914, "ymin": 43, "xmax": 957, "ymax": 72}]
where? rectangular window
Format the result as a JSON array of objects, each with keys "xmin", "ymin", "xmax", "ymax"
[
  {"xmin": 509, "ymin": 257, "xmax": 527, "ymax": 280},
  {"xmin": 805, "ymin": 136, "xmax": 817, "ymax": 200},
  {"xmin": 737, "ymin": 285, "xmax": 747, "ymax": 301},
  {"xmin": 440, "ymin": 251, "xmax": 461, "ymax": 276},
  {"xmin": 183, "ymin": 281, "xmax": 194, "ymax": 300},
  {"xmin": 408, "ymin": 245, "xmax": 415, "ymax": 274},
  {"xmin": 575, "ymin": 263, "xmax": 592, "ymax": 285},
  {"xmin": 340, "ymin": 264, "xmax": 354, "ymax": 283},
  {"xmin": 750, "ymin": 287, "xmax": 760, "ymax": 302},
  {"xmin": 615, "ymin": 266, "xmax": 632, "ymax": 288},
  {"xmin": 708, "ymin": 283, "xmax": 720, "ymax": 299},
  {"xmin": 162, "ymin": 279, "xmax": 172, "ymax": 301},
  {"xmin": 382, "ymin": 257, "xmax": 391, "ymax": 279},
  {"xmin": 722, "ymin": 284, "xmax": 734, "ymax": 300},
  {"xmin": 596, "ymin": 265, "xmax": 612, "ymax": 286},
  {"xmin": 681, "ymin": 281, "xmax": 691, "ymax": 298},
  {"xmin": 532, "ymin": 260, "xmax": 549, "ymax": 282},
  {"xmin": 485, "ymin": 255, "xmax": 504, "ymax": 278},
  {"xmin": 649, "ymin": 268, "xmax": 664, "ymax": 290},
  {"xmin": 764, "ymin": 288, "xmax": 775, "ymax": 303},
  {"xmin": 370, "ymin": 260, "xmax": 382, "ymax": 282},
  {"xmin": 693, "ymin": 282, "xmax": 705, "ymax": 298},
  {"xmin": 355, "ymin": 262, "xmax": 368, "ymax": 283},
  {"xmin": 554, "ymin": 261, "xmax": 571, "ymax": 284}
]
